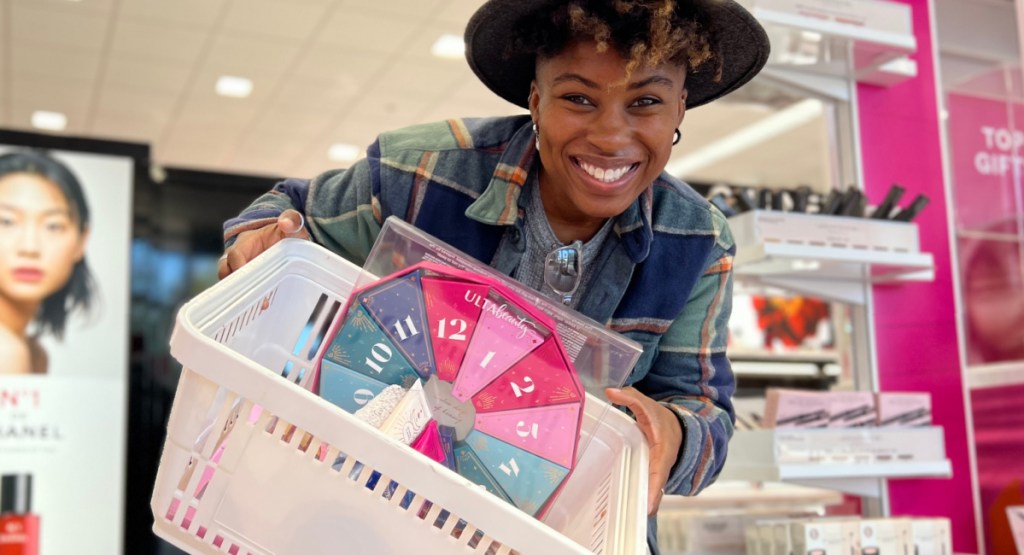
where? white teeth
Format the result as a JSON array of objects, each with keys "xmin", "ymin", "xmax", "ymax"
[{"xmin": 580, "ymin": 161, "xmax": 633, "ymax": 183}]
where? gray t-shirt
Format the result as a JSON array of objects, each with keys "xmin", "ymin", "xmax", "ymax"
[{"xmin": 512, "ymin": 176, "xmax": 614, "ymax": 309}]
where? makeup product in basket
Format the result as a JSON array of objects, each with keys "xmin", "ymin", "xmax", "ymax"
[
  {"xmin": 891, "ymin": 194, "xmax": 930, "ymax": 222},
  {"xmin": 437, "ymin": 424, "xmax": 458, "ymax": 472},
  {"xmin": 380, "ymin": 380, "xmax": 433, "ymax": 445},
  {"xmin": 354, "ymin": 384, "xmax": 407, "ymax": 428},
  {"xmin": 869, "ymin": 183, "xmax": 905, "ymax": 219},
  {"xmin": 410, "ymin": 420, "xmax": 447, "ymax": 464}
]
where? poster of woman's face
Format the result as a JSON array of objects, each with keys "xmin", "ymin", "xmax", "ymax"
[
  {"xmin": 0, "ymin": 146, "xmax": 132, "ymax": 379},
  {"xmin": 960, "ymin": 228, "xmax": 1024, "ymax": 366}
]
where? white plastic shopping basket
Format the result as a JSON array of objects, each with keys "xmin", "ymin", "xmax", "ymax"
[{"xmin": 151, "ymin": 239, "xmax": 649, "ymax": 555}]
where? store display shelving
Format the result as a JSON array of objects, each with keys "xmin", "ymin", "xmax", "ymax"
[
  {"xmin": 729, "ymin": 211, "xmax": 935, "ymax": 304},
  {"xmin": 719, "ymin": 427, "xmax": 952, "ymax": 497}
]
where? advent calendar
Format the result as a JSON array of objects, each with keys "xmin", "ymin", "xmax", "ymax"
[{"xmin": 318, "ymin": 261, "xmax": 584, "ymax": 517}]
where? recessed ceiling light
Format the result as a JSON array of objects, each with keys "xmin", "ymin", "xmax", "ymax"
[
  {"xmin": 431, "ymin": 34, "xmax": 465, "ymax": 60},
  {"xmin": 327, "ymin": 143, "xmax": 361, "ymax": 163},
  {"xmin": 215, "ymin": 75, "xmax": 253, "ymax": 98},
  {"xmin": 31, "ymin": 111, "xmax": 67, "ymax": 131}
]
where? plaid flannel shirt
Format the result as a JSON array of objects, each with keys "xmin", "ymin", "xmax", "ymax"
[{"xmin": 225, "ymin": 115, "xmax": 736, "ymax": 547}]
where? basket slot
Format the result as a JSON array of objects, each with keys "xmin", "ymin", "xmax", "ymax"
[
  {"xmin": 200, "ymin": 396, "xmax": 243, "ymax": 460},
  {"xmin": 474, "ymin": 536, "xmax": 504, "ymax": 555},
  {"xmin": 462, "ymin": 525, "xmax": 482, "ymax": 547},
  {"xmin": 163, "ymin": 388, "xmax": 245, "ymax": 526},
  {"xmin": 213, "ymin": 288, "xmax": 278, "ymax": 345},
  {"xmin": 588, "ymin": 473, "xmax": 614, "ymax": 554},
  {"xmin": 421, "ymin": 500, "xmax": 443, "ymax": 525}
]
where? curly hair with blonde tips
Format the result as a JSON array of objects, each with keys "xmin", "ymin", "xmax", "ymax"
[{"xmin": 510, "ymin": 0, "xmax": 722, "ymax": 83}]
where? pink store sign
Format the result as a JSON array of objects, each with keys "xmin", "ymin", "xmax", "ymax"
[
  {"xmin": 947, "ymin": 91, "xmax": 1024, "ymax": 231},
  {"xmin": 946, "ymin": 92, "xmax": 1024, "ymax": 365}
]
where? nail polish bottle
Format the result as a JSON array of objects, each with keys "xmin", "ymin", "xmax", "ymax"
[{"xmin": 0, "ymin": 474, "xmax": 38, "ymax": 555}]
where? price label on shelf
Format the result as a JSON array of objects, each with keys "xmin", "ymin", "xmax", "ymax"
[{"xmin": 774, "ymin": 428, "xmax": 946, "ymax": 465}]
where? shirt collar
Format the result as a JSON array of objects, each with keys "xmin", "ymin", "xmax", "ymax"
[{"xmin": 464, "ymin": 117, "xmax": 653, "ymax": 262}]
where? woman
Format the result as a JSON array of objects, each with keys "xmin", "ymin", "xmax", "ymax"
[
  {"xmin": 0, "ymin": 150, "xmax": 94, "ymax": 375},
  {"xmin": 220, "ymin": 0, "xmax": 768, "ymax": 551}
]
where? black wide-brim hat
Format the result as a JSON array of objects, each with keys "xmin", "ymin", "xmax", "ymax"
[{"xmin": 465, "ymin": 0, "xmax": 770, "ymax": 110}]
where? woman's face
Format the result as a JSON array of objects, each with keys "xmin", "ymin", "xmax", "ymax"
[
  {"xmin": 965, "ymin": 243, "xmax": 1024, "ymax": 362},
  {"xmin": 0, "ymin": 173, "xmax": 87, "ymax": 305},
  {"xmin": 530, "ymin": 40, "xmax": 687, "ymax": 234}
]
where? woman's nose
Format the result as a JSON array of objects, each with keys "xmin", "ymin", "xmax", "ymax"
[
  {"xmin": 588, "ymin": 106, "xmax": 630, "ymax": 152},
  {"xmin": 17, "ymin": 224, "xmax": 40, "ymax": 255}
]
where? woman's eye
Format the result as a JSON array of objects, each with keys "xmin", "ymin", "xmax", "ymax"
[
  {"xmin": 563, "ymin": 95, "xmax": 593, "ymax": 106},
  {"xmin": 0, "ymin": 217, "xmax": 14, "ymax": 227},
  {"xmin": 631, "ymin": 97, "xmax": 661, "ymax": 108},
  {"xmin": 45, "ymin": 221, "xmax": 69, "ymax": 232}
]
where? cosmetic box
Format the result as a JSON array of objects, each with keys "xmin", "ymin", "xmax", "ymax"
[{"xmin": 150, "ymin": 219, "xmax": 649, "ymax": 555}]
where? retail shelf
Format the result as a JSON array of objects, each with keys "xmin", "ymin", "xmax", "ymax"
[
  {"xmin": 738, "ymin": 0, "xmax": 916, "ymax": 86},
  {"xmin": 966, "ymin": 361, "xmax": 1024, "ymax": 390},
  {"xmin": 720, "ymin": 427, "xmax": 952, "ymax": 497},
  {"xmin": 661, "ymin": 481, "xmax": 843, "ymax": 510},
  {"xmin": 729, "ymin": 211, "xmax": 935, "ymax": 304}
]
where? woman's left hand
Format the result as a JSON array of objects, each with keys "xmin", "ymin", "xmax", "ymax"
[{"xmin": 604, "ymin": 386, "xmax": 683, "ymax": 516}]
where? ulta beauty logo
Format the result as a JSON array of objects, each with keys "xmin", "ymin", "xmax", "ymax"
[{"xmin": 463, "ymin": 291, "xmax": 537, "ymax": 339}]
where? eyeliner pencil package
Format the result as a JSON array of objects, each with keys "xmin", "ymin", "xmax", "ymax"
[
  {"xmin": 869, "ymin": 183, "xmax": 905, "ymax": 219},
  {"xmin": 891, "ymin": 194, "xmax": 930, "ymax": 222}
]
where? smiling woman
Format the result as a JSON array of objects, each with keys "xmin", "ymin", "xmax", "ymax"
[
  {"xmin": 0, "ymin": 150, "xmax": 94, "ymax": 375},
  {"xmin": 219, "ymin": 1, "xmax": 768, "ymax": 553}
]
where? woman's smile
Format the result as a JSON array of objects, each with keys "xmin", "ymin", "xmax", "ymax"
[{"xmin": 572, "ymin": 157, "xmax": 641, "ymax": 189}]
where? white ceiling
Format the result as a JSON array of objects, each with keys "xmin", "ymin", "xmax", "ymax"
[{"xmin": 0, "ymin": 0, "xmax": 832, "ymax": 188}]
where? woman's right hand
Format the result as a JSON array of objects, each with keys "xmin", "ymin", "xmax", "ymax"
[{"xmin": 218, "ymin": 209, "xmax": 310, "ymax": 279}]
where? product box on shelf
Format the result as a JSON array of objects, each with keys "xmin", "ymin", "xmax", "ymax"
[
  {"xmin": 763, "ymin": 388, "xmax": 830, "ymax": 428},
  {"xmin": 150, "ymin": 220, "xmax": 649, "ymax": 555},
  {"xmin": 729, "ymin": 210, "xmax": 921, "ymax": 255},
  {"xmin": 859, "ymin": 518, "xmax": 912, "ymax": 554},
  {"xmin": 876, "ymin": 391, "xmax": 932, "ymax": 427},
  {"xmin": 825, "ymin": 391, "xmax": 876, "ymax": 428},
  {"xmin": 910, "ymin": 517, "xmax": 952, "ymax": 555},
  {"xmin": 790, "ymin": 519, "xmax": 860, "ymax": 555}
]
